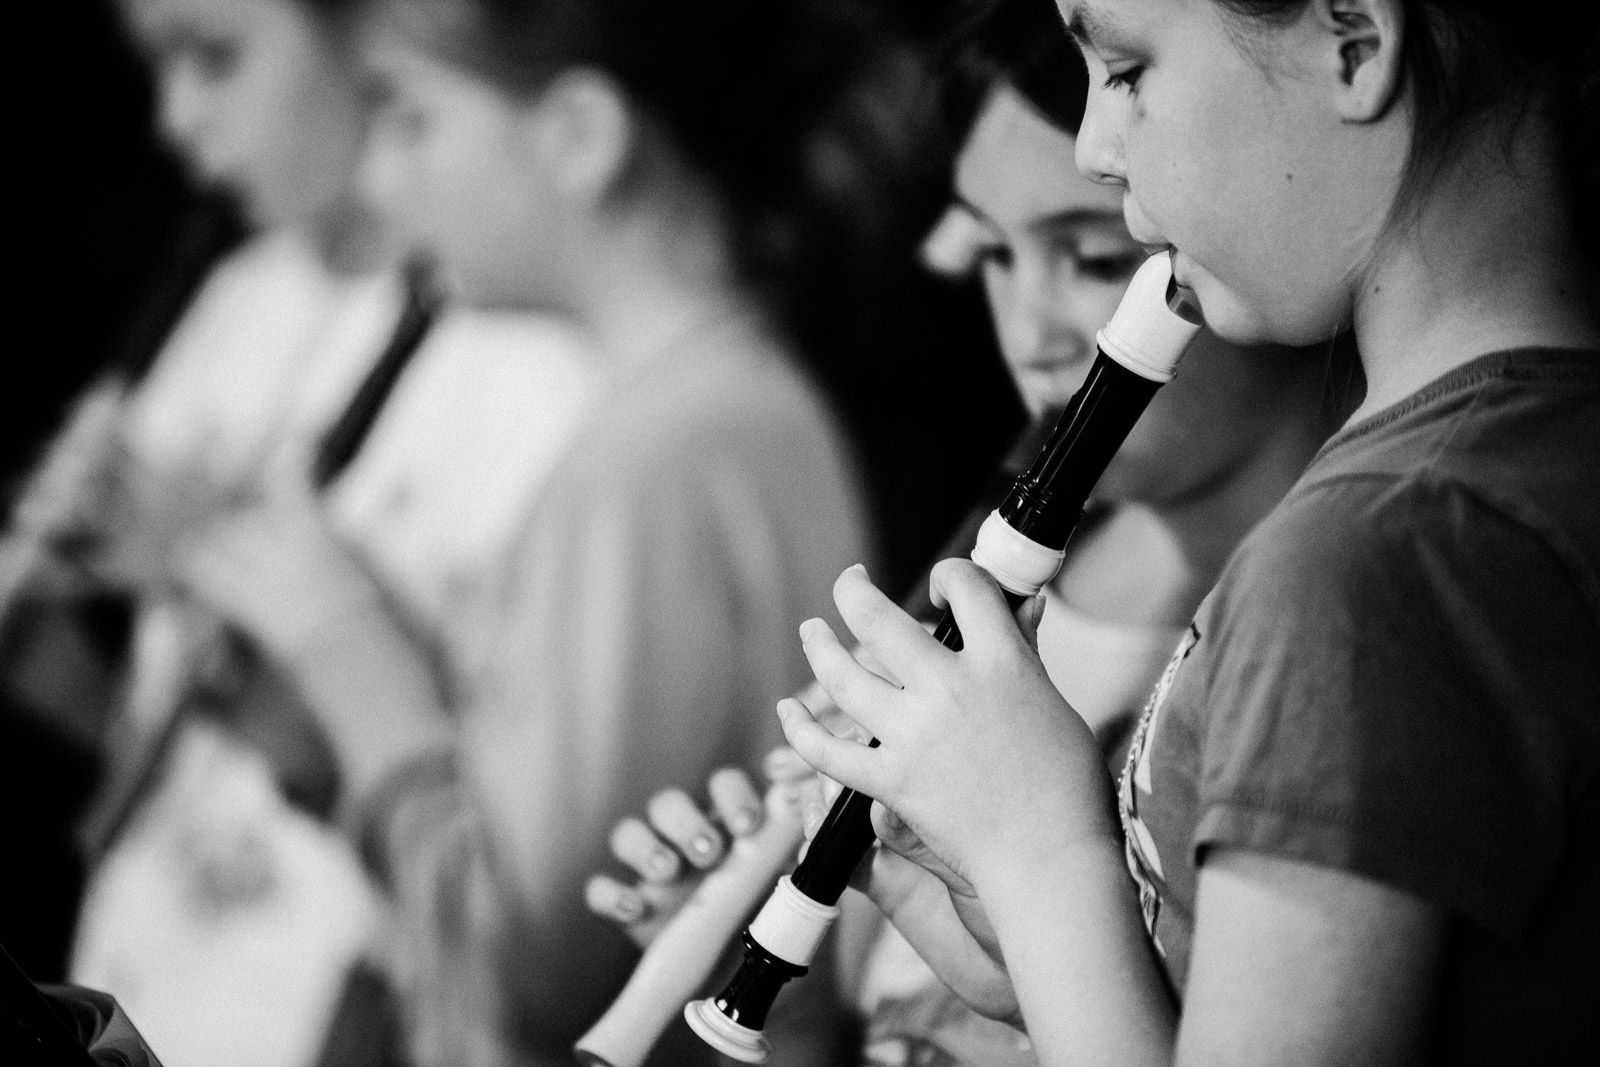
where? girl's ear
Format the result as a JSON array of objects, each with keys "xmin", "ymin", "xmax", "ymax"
[
  {"xmin": 1313, "ymin": 0, "xmax": 1406, "ymax": 123},
  {"xmin": 520, "ymin": 68, "xmax": 636, "ymax": 206}
]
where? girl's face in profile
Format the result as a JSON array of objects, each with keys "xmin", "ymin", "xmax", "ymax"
[
  {"xmin": 122, "ymin": 0, "xmax": 369, "ymax": 232},
  {"xmin": 355, "ymin": 25, "xmax": 568, "ymax": 310},
  {"xmin": 1060, "ymin": 0, "xmax": 1401, "ymax": 347}
]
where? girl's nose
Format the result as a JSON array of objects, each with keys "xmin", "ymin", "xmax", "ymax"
[
  {"xmin": 1075, "ymin": 89, "xmax": 1128, "ymax": 188},
  {"xmin": 157, "ymin": 67, "xmax": 207, "ymax": 156}
]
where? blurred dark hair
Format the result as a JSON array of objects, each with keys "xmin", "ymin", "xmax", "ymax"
[
  {"xmin": 1214, "ymin": 0, "xmax": 1600, "ymax": 259},
  {"xmin": 931, "ymin": 0, "xmax": 1090, "ymax": 143}
]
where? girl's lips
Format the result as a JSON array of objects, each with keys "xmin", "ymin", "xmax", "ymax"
[
  {"xmin": 1164, "ymin": 251, "xmax": 1205, "ymax": 323},
  {"xmin": 1165, "ymin": 247, "xmax": 1198, "ymax": 289}
]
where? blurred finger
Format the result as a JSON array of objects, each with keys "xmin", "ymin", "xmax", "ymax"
[
  {"xmin": 801, "ymin": 791, "xmax": 829, "ymax": 840},
  {"xmin": 645, "ymin": 789, "xmax": 724, "ymax": 869},
  {"xmin": 585, "ymin": 873, "xmax": 649, "ymax": 925},
  {"xmin": 707, "ymin": 767, "xmax": 763, "ymax": 837},
  {"xmin": 609, "ymin": 816, "xmax": 681, "ymax": 883},
  {"xmin": 762, "ymin": 745, "xmax": 814, "ymax": 784}
]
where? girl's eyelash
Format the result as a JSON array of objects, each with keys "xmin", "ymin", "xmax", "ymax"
[
  {"xmin": 1103, "ymin": 67, "xmax": 1143, "ymax": 92},
  {"xmin": 1077, "ymin": 254, "xmax": 1146, "ymax": 282}
]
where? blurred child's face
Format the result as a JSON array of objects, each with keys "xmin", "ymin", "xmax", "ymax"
[
  {"xmin": 1061, "ymin": 0, "xmax": 1403, "ymax": 347},
  {"xmin": 924, "ymin": 81, "xmax": 1318, "ymax": 510},
  {"xmin": 924, "ymin": 86, "xmax": 1143, "ymax": 418},
  {"xmin": 123, "ymin": 0, "xmax": 369, "ymax": 232},
  {"xmin": 356, "ymin": 27, "xmax": 567, "ymax": 310}
]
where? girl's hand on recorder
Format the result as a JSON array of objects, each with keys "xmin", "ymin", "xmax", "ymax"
[
  {"xmin": 856, "ymin": 832, "xmax": 1023, "ymax": 1026},
  {"xmin": 777, "ymin": 560, "xmax": 1122, "ymax": 914},
  {"xmin": 585, "ymin": 748, "xmax": 831, "ymax": 948}
]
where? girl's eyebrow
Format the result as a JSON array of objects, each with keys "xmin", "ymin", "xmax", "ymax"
[
  {"xmin": 952, "ymin": 194, "xmax": 998, "ymax": 231},
  {"xmin": 1065, "ymin": 5, "xmax": 1125, "ymax": 52},
  {"xmin": 1032, "ymin": 209, "xmax": 1127, "ymax": 239},
  {"xmin": 955, "ymin": 192, "xmax": 1123, "ymax": 238}
]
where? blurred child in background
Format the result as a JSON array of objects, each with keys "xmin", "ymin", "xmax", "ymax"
[
  {"xmin": 2, "ymin": 0, "xmax": 598, "ymax": 1063},
  {"xmin": 156, "ymin": 0, "xmax": 959, "ymax": 1063}
]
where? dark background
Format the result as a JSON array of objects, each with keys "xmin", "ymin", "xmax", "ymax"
[{"xmin": 2, "ymin": 0, "xmax": 210, "ymax": 984}]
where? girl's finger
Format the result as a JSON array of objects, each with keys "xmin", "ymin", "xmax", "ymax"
[
  {"xmin": 868, "ymin": 801, "xmax": 922, "ymax": 859},
  {"xmin": 927, "ymin": 558, "xmax": 1031, "ymax": 656},
  {"xmin": 862, "ymin": 847, "xmax": 1018, "ymax": 1021},
  {"xmin": 646, "ymin": 788, "xmax": 724, "ymax": 869},
  {"xmin": 608, "ymin": 816, "xmax": 681, "ymax": 883},
  {"xmin": 798, "ymin": 618, "xmax": 901, "ymax": 737},
  {"xmin": 584, "ymin": 873, "xmax": 650, "ymax": 926},
  {"xmin": 776, "ymin": 697, "xmax": 882, "ymax": 800},
  {"xmin": 1015, "ymin": 593, "xmax": 1047, "ymax": 655},
  {"xmin": 707, "ymin": 767, "xmax": 764, "ymax": 837},
  {"xmin": 831, "ymin": 564, "xmax": 935, "ymax": 685}
]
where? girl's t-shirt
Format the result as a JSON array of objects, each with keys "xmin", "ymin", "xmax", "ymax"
[{"xmin": 1120, "ymin": 347, "xmax": 1600, "ymax": 1062}]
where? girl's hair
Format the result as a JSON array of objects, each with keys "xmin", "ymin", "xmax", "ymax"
[
  {"xmin": 930, "ymin": 0, "xmax": 1091, "ymax": 143},
  {"xmin": 367, "ymin": 0, "xmax": 1024, "ymax": 598},
  {"xmin": 1214, "ymin": 0, "xmax": 1600, "ymax": 258},
  {"xmin": 366, "ymin": 0, "xmax": 941, "ymax": 340}
]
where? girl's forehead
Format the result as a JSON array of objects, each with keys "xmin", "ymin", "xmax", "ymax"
[
  {"xmin": 957, "ymin": 87, "xmax": 1122, "ymax": 224},
  {"xmin": 1060, "ymin": 0, "xmax": 1182, "ymax": 50},
  {"xmin": 125, "ymin": 0, "xmax": 286, "ymax": 48},
  {"xmin": 1058, "ymin": 0, "xmax": 1122, "ymax": 48}
]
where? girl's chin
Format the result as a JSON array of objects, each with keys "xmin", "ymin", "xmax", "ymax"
[
  {"xmin": 1018, "ymin": 373, "xmax": 1095, "ymax": 416},
  {"xmin": 1022, "ymin": 392, "xmax": 1078, "ymax": 419}
]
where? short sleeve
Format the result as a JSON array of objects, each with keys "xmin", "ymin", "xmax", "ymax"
[{"xmin": 1191, "ymin": 473, "xmax": 1600, "ymax": 942}]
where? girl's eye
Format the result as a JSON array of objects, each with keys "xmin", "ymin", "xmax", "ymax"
[
  {"xmin": 190, "ymin": 40, "xmax": 241, "ymax": 81},
  {"xmin": 1103, "ymin": 65, "xmax": 1143, "ymax": 93},
  {"xmin": 395, "ymin": 108, "xmax": 431, "ymax": 141},
  {"xmin": 1076, "ymin": 253, "xmax": 1145, "ymax": 283},
  {"xmin": 976, "ymin": 243, "xmax": 1015, "ymax": 271},
  {"xmin": 375, "ymin": 98, "xmax": 432, "ymax": 142}
]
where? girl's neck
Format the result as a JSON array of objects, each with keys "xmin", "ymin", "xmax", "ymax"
[
  {"xmin": 570, "ymin": 204, "xmax": 753, "ymax": 373},
  {"xmin": 1349, "ymin": 108, "xmax": 1600, "ymax": 422},
  {"xmin": 308, "ymin": 198, "xmax": 391, "ymax": 278},
  {"xmin": 1058, "ymin": 413, "xmax": 1323, "ymax": 628}
]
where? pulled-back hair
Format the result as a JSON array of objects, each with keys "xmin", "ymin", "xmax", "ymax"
[
  {"xmin": 365, "ymin": 0, "xmax": 940, "ymax": 343},
  {"xmin": 1215, "ymin": 0, "xmax": 1600, "ymax": 258},
  {"xmin": 930, "ymin": 0, "xmax": 1091, "ymax": 142},
  {"xmin": 364, "ymin": 0, "xmax": 1023, "ymax": 596}
]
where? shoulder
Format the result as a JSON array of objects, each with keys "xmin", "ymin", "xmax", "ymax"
[
  {"xmin": 565, "ymin": 337, "xmax": 850, "ymax": 497},
  {"xmin": 1281, "ymin": 348, "xmax": 1600, "ymax": 614},
  {"xmin": 179, "ymin": 231, "xmax": 332, "ymax": 321},
  {"xmin": 1215, "ymin": 465, "xmax": 1600, "ymax": 674}
]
